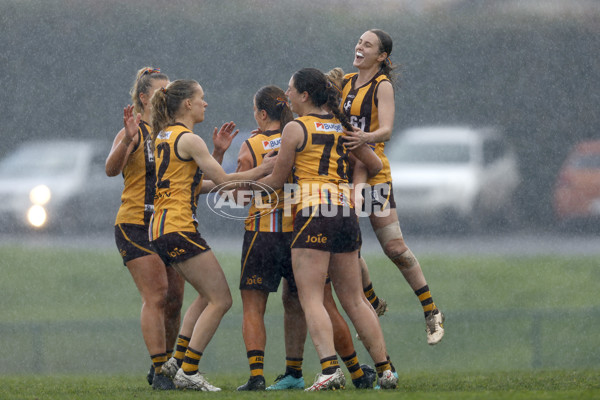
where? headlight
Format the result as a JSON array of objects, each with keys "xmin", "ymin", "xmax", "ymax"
[
  {"xmin": 29, "ymin": 185, "xmax": 51, "ymax": 205},
  {"xmin": 27, "ymin": 205, "xmax": 47, "ymax": 228}
]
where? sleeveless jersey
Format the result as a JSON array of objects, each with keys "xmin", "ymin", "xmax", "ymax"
[
  {"xmin": 244, "ymin": 130, "xmax": 293, "ymax": 232},
  {"xmin": 150, "ymin": 123, "xmax": 204, "ymax": 239},
  {"xmin": 115, "ymin": 121, "xmax": 156, "ymax": 226},
  {"xmin": 292, "ymin": 113, "xmax": 352, "ymax": 212},
  {"xmin": 341, "ymin": 71, "xmax": 392, "ymax": 185}
]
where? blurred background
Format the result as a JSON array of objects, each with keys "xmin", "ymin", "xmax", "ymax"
[
  {"xmin": 0, "ymin": 0, "xmax": 599, "ymax": 378},
  {"xmin": 0, "ymin": 0, "xmax": 599, "ymax": 233}
]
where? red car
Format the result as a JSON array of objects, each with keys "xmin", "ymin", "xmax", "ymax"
[{"xmin": 553, "ymin": 140, "xmax": 600, "ymax": 224}]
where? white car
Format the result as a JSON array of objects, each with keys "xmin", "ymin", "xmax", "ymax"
[
  {"xmin": 387, "ymin": 126, "xmax": 521, "ymax": 232},
  {"xmin": 0, "ymin": 140, "xmax": 123, "ymax": 232}
]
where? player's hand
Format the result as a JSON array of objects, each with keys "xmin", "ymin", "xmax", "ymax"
[
  {"xmin": 260, "ymin": 150, "xmax": 277, "ymax": 175},
  {"xmin": 213, "ymin": 121, "xmax": 239, "ymax": 154},
  {"xmin": 123, "ymin": 105, "xmax": 141, "ymax": 146},
  {"xmin": 343, "ymin": 126, "xmax": 369, "ymax": 150}
]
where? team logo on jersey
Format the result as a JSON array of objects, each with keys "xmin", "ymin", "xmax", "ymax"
[
  {"xmin": 262, "ymin": 137, "xmax": 281, "ymax": 150},
  {"xmin": 158, "ymin": 130, "xmax": 172, "ymax": 140},
  {"xmin": 343, "ymin": 100, "xmax": 352, "ymax": 112},
  {"xmin": 314, "ymin": 122, "xmax": 342, "ymax": 132}
]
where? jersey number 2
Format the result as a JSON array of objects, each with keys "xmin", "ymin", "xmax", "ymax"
[{"xmin": 156, "ymin": 142, "xmax": 171, "ymax": 189}]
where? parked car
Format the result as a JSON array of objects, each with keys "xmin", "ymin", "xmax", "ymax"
[
  {"xmin": 387, "ymin": 126, "xmax": 521, "ymax": 232},
  {"xmin": 0, "ymin": 140, "xmax": 123, "ymax": 232},
  {"xmin": 553, "ymin": 139, "xmax": 600, "ymax": 227}
]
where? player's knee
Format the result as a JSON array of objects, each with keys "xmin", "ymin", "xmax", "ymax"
[
  {"xmin": 282, "ymin": 289, "xmax": 301, "ymax": 313},
  {"xmin": 165, "ymin": 292, "xmax": 184, "ymax": 318},
  {"xmin": 143, "ymin": 290, "xmax": 168, "ymax": 310},
  {"xmin": 382, "ymin": 238, "xmax": 407, "ymax": 260},
  {"xmin": 213, "ymin": 293, "xmax": 233, "ymax": 315},
  {"xmin": 391, "ymin": 248, "xmax": 418, "ymax": 272}
]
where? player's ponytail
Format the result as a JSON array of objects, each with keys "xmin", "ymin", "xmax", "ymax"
[
  {"xmin": 369, "ymin": 29, "xmax": 398, "ymax": 86},
  {"xmin": 255, "ymin": 85, "xmax": 293, "ymax": 129},
  {"xmin": 130, "ymin": 67, "xmax": 169, "ymax": 115},
  {"xmin": 150, "ymin": 80, "xmax": 198, "ymax": 149}
]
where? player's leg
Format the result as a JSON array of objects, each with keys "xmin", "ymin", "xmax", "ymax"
[
  {"xmin": 324, "ymin": 282, "xmax": 376, "ymax": 389},
  {"xmin": 369, "ymin": 208, "xmax": 444, "ymax": 345}
]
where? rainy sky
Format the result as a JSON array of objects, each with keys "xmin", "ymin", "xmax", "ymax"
[{"xmin": 1, "ymin": 0, "xmax": 599, "ymax": 228}]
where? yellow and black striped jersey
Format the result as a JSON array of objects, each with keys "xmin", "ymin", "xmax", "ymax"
[
  {"xmin": 244, "ymin": 130, "xmax": 294, "ymax": 232},
  {"xmin": 115, "ymin": 120, "xmax": 156, "ymax": 226},
  {"xmin": 150, "ymin": 123, "xmax": 204, "ymax": 239},
  {"xmin": 341, "ymin": 72, "xmax": 392, "ymax": 185},
  {"xmin": 292, "ymin": 113, "xmax": 352, "ymax": 212}
]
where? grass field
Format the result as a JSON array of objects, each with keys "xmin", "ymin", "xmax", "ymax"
[
  {"xmin": 0, "ymin": 370, "xmax": 598, "ymax": 399},
  {"xmin": 1, "ymin": 243, "xmax": 599, "ymax": 398}
]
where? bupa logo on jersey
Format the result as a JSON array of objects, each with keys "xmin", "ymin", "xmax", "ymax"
[
  {"xmin": 262, "ymin": 137, "xmax": 281, "ymax": 151},
  {"xmin": 314, "ymin": 122, "xmax": 342, "ymax": 133}
]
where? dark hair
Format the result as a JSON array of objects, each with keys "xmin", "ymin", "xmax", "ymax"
[
  {"xmin": 254, "ymin": 85, "xmax": 293, "ymax": 128},
  {"xmin": 369, "ymin": 29, "xmax": 397, "ymax": 85},
  {"xmin": 130, "ymin": 67, "xmax": 169, "ymax": 114},
  {"xmin": 292, "ymin": 68, "xmax": 352, "ymax": 130},
  {"xmin": 150, "ymin": 79, "xmax": 198, "ymax": 144}
]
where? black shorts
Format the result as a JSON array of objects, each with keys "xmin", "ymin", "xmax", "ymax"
[
  {"xmin": 151, "ymin": 231, "xmax": 211, "ymax": 266},
  {"xmin": 361, "ymin": 181, "xmax": 396, "ymax": 215},
  {"xmin": 240, "ymin": 230, "xmax": 296, "ymax": 293},
  {"xmin": 114, "ymin": 223, "xmax": 156, "ymax": 265},
  {"xmin": 292, "ymin": 205, "xmax": 361, "ymax": 253}
]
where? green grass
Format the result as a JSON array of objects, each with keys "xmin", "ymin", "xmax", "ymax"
[
  {"xmin": 1, "ymin": 244, "xmax": 599, "ymax": 398},
  {"xmin": 0, "ymin": 370, "xmax": 598, "ymax": 399}
]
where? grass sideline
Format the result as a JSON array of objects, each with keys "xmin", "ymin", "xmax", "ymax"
[
  {"xmin": 0, "ymin": 370, "xmax": 598, "ymax": 399},
  {"xmin": 1, "ymin": 244, "xmax": 599, "ymax": 397}
]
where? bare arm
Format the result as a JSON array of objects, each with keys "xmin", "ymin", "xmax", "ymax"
[
  {"xmin": 350, "ymin": 143, "xmax": 382, "ymax": 178},
  {"xmin": 343, "ymin": 80, "xmax": 395, "ymax": 149},
  {"xmin": 257, "ymin": 122, "xmax": 302, "ymax": 191},
  {"xmin": 105, "ymin": 105, "xmax": 140, "ymax": 176},
  {"xmin": 230, "ymin": 141, "xmax": 255, "ymax": 205},
  {"xmin": 177, "ymin": 133, "xmax": 273, "ymax": 185}
]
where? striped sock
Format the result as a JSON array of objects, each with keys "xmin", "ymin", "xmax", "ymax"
[
  {"xmin": 150, "ymin": 352, "xmax": 167, "ymax": 374},
  {"xmin": 374, "ymin": 360, "xmax": 392, "ymax": 377},
  {"xmin": 363, "ymin": 283, "xmax": 381, "ymax": 310},
  {"xmin": 285, "ymin": 357, "xmax": 303, "ymax": 378},
  {"xmin": 341, "ymin": 352, "xmax": 364, "ymax": 381},
  {"xmin": 181, "ymin": 347, "xmax": 203, "ymax": 375},
  {"xmin": 247, "ymin": 350, "xmax": 265, "ymax": 377},
  {"xmin": 320, "ymin": 355, "xmax": 339, "ymax": 375},
  {"xmin": 387, "ymin": 355, "xmax": 396, "ymax": 373},
  {"xmin": 415, "ymin": 285, "xmax": 437, "ymax": 317},
  {"xmin": 173, "ymin": 335, "xmax": 190, "ymax": 367}
]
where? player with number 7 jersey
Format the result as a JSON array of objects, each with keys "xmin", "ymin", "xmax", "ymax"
[{"xmin": 291, "ymin": 114, "xmax": 353, "ymax": 215}]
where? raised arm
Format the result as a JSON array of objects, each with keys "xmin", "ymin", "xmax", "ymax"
[{"xmin": 105, "ymin": 105, "xmax": 140, "ymax": 176}]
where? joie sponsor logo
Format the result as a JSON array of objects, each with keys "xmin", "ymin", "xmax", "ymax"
[
  {"xmin": 305, "ymin": 233, "xmax": 327, "ymax": 244},
  {"xmin": 168, "ymin": 247, "xmax": 186, "ymax": 258},
  {"xmin": 246, "ymin": 275, "xmax": 263, "ymax": 285}
]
